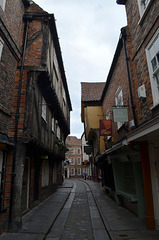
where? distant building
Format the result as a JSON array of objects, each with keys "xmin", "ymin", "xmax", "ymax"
[
  {"xmin": 81, "ymin": 132, "xmax": 92, "ymax": 180},
  {"xmin": 65, "ymin": 136, "xmax": 82, "ymax": 178}
]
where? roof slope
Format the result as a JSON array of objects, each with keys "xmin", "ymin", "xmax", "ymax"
[
  {"xmin": 66, "ymin": 136, "xmax": 81, "ymax": 146},
  {"xmin": 81, "ymin": 82, "xmax": 105, "ymax": 102}
]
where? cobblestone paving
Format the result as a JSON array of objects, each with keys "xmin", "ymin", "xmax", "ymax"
[{"xmin": 60, "ymin": 181, "xmax": 94, "ymax": 240}]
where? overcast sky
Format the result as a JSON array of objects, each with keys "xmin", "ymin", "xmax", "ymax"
[{"xmin": 34, "ymin": 0, "xmax": 127, "ymax": 139}]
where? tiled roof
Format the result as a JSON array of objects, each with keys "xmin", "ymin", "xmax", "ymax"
[
  {"xmin": 66, "ymin": 136, "xmax": 81, "ymax": 146},
  {"xmin": 81, "ymin": 82, "xmax": 105, "ymax": 102}
]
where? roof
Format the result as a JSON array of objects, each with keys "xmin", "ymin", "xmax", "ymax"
[
  {"xmin": 116, "ymin": 0, "xmax": 126, "ymax": 4},
  {"xmin": 81, "ymin": 82, "xmax": 105, "ymax": 102},
  {"xmin": 66, "ymin": 136, "xmax": 81, "ymax": 146}
]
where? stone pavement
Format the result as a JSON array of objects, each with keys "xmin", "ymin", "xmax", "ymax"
[
  {"xmin": 83, "ymin": 179, "xmax": 159, "ymax": 240},
  {"xmin": 0, "ymin": 179, "xmax": 159, "ymax": 240},
  {"xmin": 0, "ymin": 180, "xmax": 73, "ymax": 240}
]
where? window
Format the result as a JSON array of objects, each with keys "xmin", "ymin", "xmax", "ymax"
[
  {"xmin": 51, "ymin": 118, "xmax": 55, "ymax": 132},
  {"xmin": 0, "ymin": 0, "xmax": 6, "ymax": 11},
  {"xmin": 71, "ymin": 158, "xmax": 75, "ymax": 165},
  {"xmin": 146, "ymin": 29, "xmax": 159, "ymax": 106},
  {"xmin": 56, "ymin": 125, "xmax": 60, "ymax": 139},
  {"xmin": 41, "ymin": 97, "xmax": 47, "ymax": 121},
  {"xmin": 106, "ymin": 109, "xmax": 111, "ymax": 139},
  {"xmin": 115, "ymin": 86, "xmax": 124, "ymax": 129},
  {"xmin": 77, "ymin": 148, "xmax": 81, "ymax": 155},
  {"xmin": 66, "ymin": 148, "xmax": 75, "ymax": 155},
  {"xmin": 0, "ymin": 37, "xmax": 4, "ymax": 60},
  {"xmin": 71, "ymin": 168, "xmax": 75, "ymax": 176},
  {"xmin": 41, "ymin": 160, "xmax": 49, "ymax": 187},
  {"xmin": 0, "ymin": 151, "xmax": 5, "ymax": 210},
  {"xmin": 77, "ymin": 157, "xmax": 81, "ymax": 165},
  {"xmin": 137, "ymin": 0, "xmax": 151, "ymax": 18},
  {"xmin": 77, "ymin": 168, "xmax": 81, "ymax": 176}
]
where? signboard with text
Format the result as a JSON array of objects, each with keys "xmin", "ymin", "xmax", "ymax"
[
  {"xmin": 99, "ymin": 120, "xmax": 112, "ymax": 136},
  {"xmin": 113, "ymin": 107, "xmax": 128, "ymax": 122}
]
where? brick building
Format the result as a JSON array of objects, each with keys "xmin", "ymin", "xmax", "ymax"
[
  {"xmin": 65, "ymin": 136, "xmax": 82, "ymax": 178},
  {"xmin": 81, "ymin": 0, "xmax": 159, "ymax": 231},
  {"xmin": 0, "ymin": 0, "xmax": 72, "ymax": 233},
  {"xmin": 0, "ymin": 0, "xmax": 29, "ymax": 233}
]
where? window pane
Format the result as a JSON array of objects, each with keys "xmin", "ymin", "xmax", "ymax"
[{"xmin": 151, "ymin": 57, "xmax": 157, "ymax": 72}]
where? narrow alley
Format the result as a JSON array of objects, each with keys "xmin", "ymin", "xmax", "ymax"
[{"xmin": 1, "ymin": 179, "xmax": 159, "ymax": 240}]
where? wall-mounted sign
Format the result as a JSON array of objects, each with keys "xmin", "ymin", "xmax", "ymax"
[
  {"xmin": 84, "ymin": 146, "xmax": 92, "ymax": 155},
  {"xmin": 99, "ymin": 120, "xmax": 112, "ymax": 136},
  {"xmin": 113, "ymin": 107, "xmax": 128, "ymax": 122}
]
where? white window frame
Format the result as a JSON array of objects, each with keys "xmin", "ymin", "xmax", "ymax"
[
  {"xmin": 146, "ymin": 28, "xmax": 159, "ymax": 107},
  {"xmin": 106, "ymin": 109, "xmax": 111, "ymax": 140},
  {"xmin": 71, "ymin": 157, "xmax": 75, "ymax": 165},
  {"xmin": 0, "ymin": 0, "xmax": 6, "ymax": 11},
  {"xmin": 115, "ymin": 86, "xmax": 124, "ymax": 129},
  {"xmin": 77, "ymin": 168, "xmax": 81, "ymax": 176},
  {"xmin": 41, "ymin": 97, "xmax": 47, "ymax": 122},
  {"xmin": 137, "ymin": 0, "xmax": 152, "ymax": 19},
  {"xmin": 77, "ymin": 148, "xmax": 81, "ymax": 155},
  {"xmin": 51, "ymin": 117, "xmax": 55, "ymax": 132},
  {"xmin": 77, "ymin": 157, "xmax": 81, "ymax": 165},
  {"xmin": 0, "ymin": 37, "xmax": 4, "ymax": 60},
  {"xmin": 66, "ymin": 148, "xmax": 75, "ymax": 156},
  {"xmin": 71, "ymin": 168, "xmax": 75, "ymax": 176}
]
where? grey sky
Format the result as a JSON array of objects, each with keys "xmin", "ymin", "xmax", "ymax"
[{"xmin": 34, "ymin": 0, "xmax": 127, "ymax": 138}]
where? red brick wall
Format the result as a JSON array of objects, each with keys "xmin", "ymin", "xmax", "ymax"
[
  {"xmin": 102, "ymin": 43, "xmax": 133, "ymax": 144},
  {"xmin": 124, "ymin": 0, "xmax": 159, "ymax": 125},
  {"xmin": 0, "ymin": 0, "xmax": 25, "ymax": 136}
]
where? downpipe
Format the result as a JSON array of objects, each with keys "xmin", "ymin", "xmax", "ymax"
[
  {"xmin": 8, "ymin": 18, "xmax": 29, "ymax": 230},
  {"xmin": 121, "ymin": 27, "xmax": 138, "ymax": 128}
]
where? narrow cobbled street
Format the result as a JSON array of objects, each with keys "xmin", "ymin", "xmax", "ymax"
[
  {"xmin": 46, "ymin": 180, "xmax": 109, "ymax": 240},
  {"xmin": 1, "ymin": 179, "xmax": 159, "ymax": 240}
]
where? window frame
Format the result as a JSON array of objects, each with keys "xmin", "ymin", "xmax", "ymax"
[
  {"xmin": 71, "ymin": 157, "xmax": 75, "ymax": 165},
  {"xmin": 115, "ymin": 86, "xmax": 124, "ymax": 129},
  {"xmin": 71, "ymin": 168, "xmax": 75, "ymax": 176},
  {"xmin": 77, "ymin": 148, "xmax": 81, "ymax": 155},
  {"xmin": 77, "ymin": 168, "xmax": 81, "ymax": 176},
  {"xmin": 0, "ymin": 0, "xmax": 6, "ymax": 11},
  {"xmin": 77, "ymin": 157, "xmax": 81, "ymax": 165},
  {"xmin": 137, "ymin": 0, "xmax": 153, "ymax": 22},
  {"xmin": 0, "ymin": 37, "xmax": 4, "ymax": 60},
  {"xmin": 146, "ymin": 28, "xmax": 159, "ymax": 107},
  {"xmin": 41, "ymin": 97, "xmax": 47, "ymax": 122}
]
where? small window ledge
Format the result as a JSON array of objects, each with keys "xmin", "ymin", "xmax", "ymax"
[
  {"xmin": 150, "ymin": 104, "xmax": 159, "ymax": 111},
  {"xmin": 117, "ymin": 191, "xmax": 138, "ymax": 203}
]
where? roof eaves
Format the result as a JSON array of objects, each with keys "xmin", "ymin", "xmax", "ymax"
[
  {"xmin": 49, "ymin": 16, "xmax": 72, "ymax": 111},
  {"xmin": 116, "ymin": 0, "xmax": 126, "ymax": 5}
]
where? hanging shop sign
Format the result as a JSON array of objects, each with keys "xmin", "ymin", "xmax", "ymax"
[
  {"xmin": 113, "ymin": 107, "xmax": 128, "ymax": 122},
  {"xmin": 84, "ymin": 146, "xmax": 92, "ymax": 155},
  {"xmin": 99, "ymin": 120, "xmax": 112, "ymax": 136}
]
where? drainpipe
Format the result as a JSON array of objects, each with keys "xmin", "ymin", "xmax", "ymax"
[
  {"xmin": 121, "ymin": 27, "xmax": 138, "ymax": 128},
  {"xmin": 8, "ymin": 17, "xmax": 30, "ymax": 230}
]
